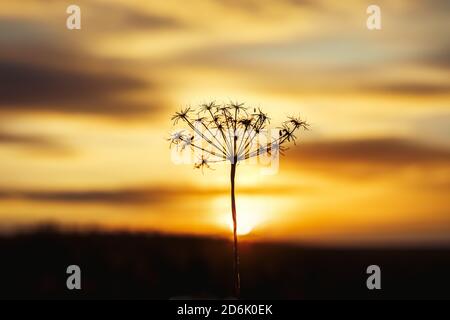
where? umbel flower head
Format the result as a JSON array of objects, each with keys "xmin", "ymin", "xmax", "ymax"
[
  {"xmin": 168, "ymin": 100, "xmax": 309, "ymax": 299},
  {"xmin": 169, "ymin": 101, "xmax": 309, "ymax": 169}
]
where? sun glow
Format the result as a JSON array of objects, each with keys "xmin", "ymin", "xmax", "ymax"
[
  {"xmin": 213, "ymin": 195, "xmax": 269, "ymax": 236},
  {"xmin": 226, "ymin": 215, "xmax": 258, "ymax": 236}
]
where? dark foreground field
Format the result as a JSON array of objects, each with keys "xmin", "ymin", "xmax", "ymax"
[{"xmin": 0, "ymin": 228, "xmax": 449, "ymax": 299}]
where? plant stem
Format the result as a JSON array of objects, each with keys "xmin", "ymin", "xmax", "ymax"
[{"xmin": 230, "ymin": 162, "xmax": 240, "ymax": 298}]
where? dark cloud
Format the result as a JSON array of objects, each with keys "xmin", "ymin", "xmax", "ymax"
[
  {"xmin": 84, "ymin": 1, "xmax": 186, "ymax": 32},
  {"xmin": 213, "ymin": 0, "xmax": 318, "ymax": 12},
  {"xmin": 363, "ymin": 82, "xmax": 450, "ymax": 96},
  {"xmin": 212, "ymin": 0, "xmax": 265, "ymax": 12},
  {"xmin": 0, "ymin": 2, "xmax": 186, "ymax": 34},
  {"xmin": 119, "ymin": 12, "xmax": 184, "ymax": 30},
  {"xmin": 283, "ymin": 0, "xmax": 320, "ymax": 7},
  {"xmin": 0, "ymin": 185, "xmax": 298, "ymax": 205},
  {"xmin": 11, "ymin": 189, "xmax": 156, "ymax": 204},
  {"xmin": 291, "ymin": 138, "xmax": 450, "ymax": 166},
  {"xmin": 413, "ymin": 0, "xmax": 450, "ymax": 11},
  {"xmin": 410, "ymin": 48, "xmax": 450, "ymax": 70},
  {"xmin": 0, "ymin": 131, "xmax": 51, "ymax": 146},
  {"xmin": 0, "ymin": 18, "xmax": 78, "ymax": 68},
  {"xmin": 0, "ymin": 16, "xmax": 166, "ymax": 118},
  {"xmin": 0, "ymin": 61, "xmax": 158, "ymax": 116},
  {"xmin": 0, "ymin": 188, "xmax": 167, "ymax": 205},
  {"xmin": 0, "ymin": 130, "xmax": 72, "ymax": 154},
  {"xmin": 0, "ymin": 130, "xmax": 57, "ymax": 147}
]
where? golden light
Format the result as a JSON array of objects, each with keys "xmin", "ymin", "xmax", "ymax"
[
  {"xmin": 213, "ymin": 195, "xmax": 269, "ymax": 236},
  {"xmin": 226, "ymin": 215, "xmax": 258, "ymax": 236}
]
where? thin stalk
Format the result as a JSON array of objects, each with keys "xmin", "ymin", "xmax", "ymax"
[{"xmin": 230, "ymin": 162, "xmax": 240, "ymax": 298}]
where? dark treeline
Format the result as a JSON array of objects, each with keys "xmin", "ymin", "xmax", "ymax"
[{"xmin": 0, "ymin": 228, "xmax": 449, "ymax": 299}]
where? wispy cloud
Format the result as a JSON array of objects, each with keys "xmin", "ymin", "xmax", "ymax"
[
  {"xmin": 0, "ymin": 185, "xmax": 301, "ymax": 205},
  {"xmin": 0, "ymin": 129, "xmax": 73, "ymax": 155},
  {"xmin": 291, "ymin": 137, "xmax": 450, "ymax": 166}
]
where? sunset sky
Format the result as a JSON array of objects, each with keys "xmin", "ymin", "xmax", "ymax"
[{"xmin": 0, "ymin": 0, "xmax": 449, "ymax": 245}]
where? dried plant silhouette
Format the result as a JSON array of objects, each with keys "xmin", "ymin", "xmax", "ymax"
[{"xmin": 169, "ymin": 101, "xmax": 308, "ymax": 298}]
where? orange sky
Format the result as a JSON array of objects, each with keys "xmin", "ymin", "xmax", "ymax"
[{"xmin": 0, "ymin": 0, "xmax": 449, "ymax": 245}]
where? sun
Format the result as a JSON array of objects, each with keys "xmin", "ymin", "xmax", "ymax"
[
  {"xmin": 227, "ymin": 216, "xmax": 257, "ymax": 236},
  {"xmin": 213, "ymin": 195, "xmax": 268, "ymax": 236}
]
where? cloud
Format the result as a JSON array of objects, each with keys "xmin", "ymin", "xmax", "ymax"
[
  {"xmin": 291, "ymin": 138, "xmax": 450, "ymax": 167},
  {"xmin": 0, "ymin": 17, "xmax": 167, "ymax": 118},
  {"xmin": 213, "ymin": 0, "xmax": 319, "ymax": 13},
  {"xmin": 0, "ymin": 131, "xmax": 55, "ymax": 146},
  {"xmin": 83, "ymin": 1, "xmax": 187, "ymax": 32},
  {"xmin": 362, "ymin": 83, "xmax": 450, "ymax": 96},
  {"xmin": 0, "ymin": 185, "xmax": 299, "ymax": 205},
  {"xmin": 118, "ymin": 12, "xmax": 184, "ymax": 30},
  {"xmin": 3, "ymin": 189, "xmax": 157, "ymax": 204},
  {"xmin": 0, "ymin": 188, "xmax": 168, "ymax": 205},
  {"xmin": 0, "ymin": 60, "xmax": 158, "ymax": 116},
  {"xmin": 0, "ymin": 130, "xmax": 73, "ymax": 154},
  {"xmin": 415, "ymin": 43, "xmax": 450, "ymax": 70},
  {"xmin": 174, "ymin": 35, "xmax": 450, "ymax": 97}
]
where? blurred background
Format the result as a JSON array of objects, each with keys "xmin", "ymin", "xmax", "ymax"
[{"xmin": 0, "ymin": 0, "xmax": 449, "ymax": 299}]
